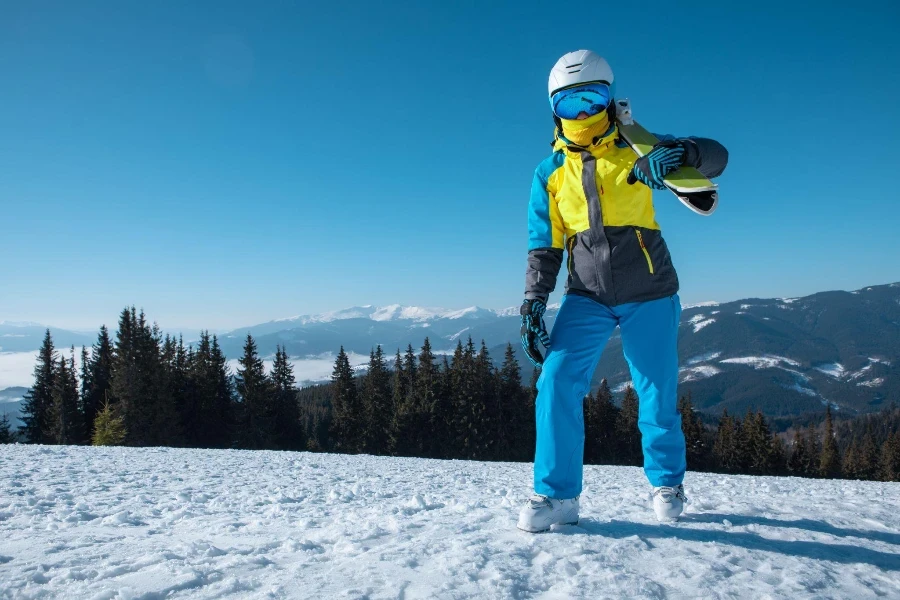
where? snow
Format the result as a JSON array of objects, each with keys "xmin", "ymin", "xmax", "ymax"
[
  {"xmin": 448, "ymin": 327, "xmax": 470, "ymax": 342},
  {"xmin": 272, "ymin": 304, "xmax": 535, "ymax": 326},
  {"xmin": 815, "ymin": 363, "xmax": 847, "ymax": 379},
  {"xmin": 680, "ymin": 365, "xmax": 721, "ymax": 383},
  {"xmin": 612, "ymin": 381, "xmax": 632, "ymax": 394},
  {"xmin": 857, "ymin": 378, "xmax": 885, "ymax": 388},
  {"xmin": 686, "ymin": 351, "xmax": 722, "ymax": 365},
  {"xmin": 1, "ymin": 446, "xmax": 899, "ymax": 599},
  {"xmin": 781, "ymin": 298, "xmax": 800, "ymax": 304},
  {"xmin": 720, "ymin": 355, "xmax": 801, "ymax": 369},
  {"xmin": 687, "ymin": 314, "xmax": 716, "ymax": 333},
  {"xmin": 681, "ymin": 301, "xmax": 719, "ymax": 309}
]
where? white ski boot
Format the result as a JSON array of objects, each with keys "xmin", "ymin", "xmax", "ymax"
[
  {"xmin": 652, "ymin": 484, "xmax": 687, "ymax": 521},
  {"xmin": 517, "ymin": 494, "xmax": 579, "ymax": 533}
]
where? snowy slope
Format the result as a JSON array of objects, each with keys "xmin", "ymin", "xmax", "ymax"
[{"xmin": 1, "ymin": 446, "xmax": 899, "ymax": 599}]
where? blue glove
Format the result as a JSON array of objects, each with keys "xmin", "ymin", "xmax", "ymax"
[
  {"xmin": 520, "ymin": 299, "xmax": 551, "ymax": 367},
  {"xmin": 627, "ymin": 139, "xmax": 686, "ymax": 190}
]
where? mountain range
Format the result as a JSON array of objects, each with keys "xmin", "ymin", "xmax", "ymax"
[{"xmin": 2, "ymin": 282, "xmax": 898, "ymax": 420}]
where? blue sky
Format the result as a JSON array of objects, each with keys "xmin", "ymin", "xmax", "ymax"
[{"xmin": 2, "ymin": 1, "xmax": 899, "ymax": 331}]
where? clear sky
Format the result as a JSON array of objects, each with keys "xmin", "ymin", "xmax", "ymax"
[{"xmin": 2, "ymin": 1, "xmax": 899, "ymax": 331}]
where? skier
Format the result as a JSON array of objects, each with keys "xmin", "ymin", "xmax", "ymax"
[{"xmin": 518, "ymin": 50, "xmax": 728, "ymax": 531}]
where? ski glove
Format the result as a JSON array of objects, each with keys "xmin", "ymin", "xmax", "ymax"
[
  {"xmin": 627, "ymin": 139, "xmax": 686, "ymax": 190},
  {"xmin": 521, "ymin": 299, "xmax": 551, "ymax": 367}
]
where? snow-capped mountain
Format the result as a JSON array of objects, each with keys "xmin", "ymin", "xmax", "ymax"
[{"xmin": 2, "ymin": 282, "xmax": 898, "ymax": 418}]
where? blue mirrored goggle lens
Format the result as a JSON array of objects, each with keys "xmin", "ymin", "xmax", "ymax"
[{"xmin": 551, "ymin": 83, "xmax": 611, "ymax": 120}]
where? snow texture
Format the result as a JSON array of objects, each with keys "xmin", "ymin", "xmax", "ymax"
[
  {"xmin": 720, "ymin": 355, "xmax": 801, "ymax": 369},
  {"xmin": 2, "ymin": 446, "xmax": 899, "ymax": 599},
  {"xmin": 687, "ymin": 314, "xmax": 716, "ymax": 333},
  {"xmin": 680, "ymin": 365, "xmax": 721, "ymax": 383},
  {"xmin": 815, "ymin": 363, "xmax": 847, "ymax": 379},
  {"xmin": 687, "ymin": 351, "xmax": 722, "ymax": 365}
]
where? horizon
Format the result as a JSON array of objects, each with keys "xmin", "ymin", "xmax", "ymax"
[{"xmin": 2, "ymin": 277, "xmax": 898, "ymax": 334}]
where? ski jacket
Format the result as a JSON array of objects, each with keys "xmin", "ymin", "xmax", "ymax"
[{"xmin": 525, "ymin": 126, "xmax": 727, "ymax": 306}]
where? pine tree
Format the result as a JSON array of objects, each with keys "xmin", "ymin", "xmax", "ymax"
[
  {"xmin": 81, "ymin": 326, "xmax": 113, "ymax": 441},
  {"xmin": 472, "ymin": 341, "xmax": 496, "ymax": 460},
  {"xmin": 786, "ymin": 429, "xmax": 808, "ymax": 476},
  {"xmin": 271, "ymin": 346, "xmax": 302, "ymax": 450},
  {"xmin": 802, "ymin": 425, "xmax": 821, "ymax": 477},
  {"xmin": 714, "ymin": 410, "xmax": 741, "ymax": 473},
  {"xmin": 616, "ymin": 386, "xmax": 641, "ymax": 466},
  {"xmin": 497, "ymin": 344, "xmax": 528, "ymax": 461},
  {"xmin": 741, "ymin": 410, "xmax": 777, "ymax": 475},
  {"xmin": 360, "ymin": 346, "xmax": 392, "ymax": 455},
  {"xmin": 842, "ymin": 437, "xmax": 860, "ymax": 479},
  {"xmin": 857, "ymin": 428, "xmax": 879, "ymax": 480},
  {"xmin": 679, "ymin": 392, "xmax": 710, "ymax": 471},
  {"xmin": 91, "ymin": 401, "xmax": 126, "ymax": 446},
  {"xmin": 592, "ymin": 379, "xmax": 619, "ymax": 464},
  {"xmin": 234, "ymin": 333, "xmax": 275, "ymax": 450},
  {"xmin": 19, "ymin": 329, "xmax": 56, "ymax": 444},
  {"xmin": 879, "ymin": 433, "xmax": 900, "ymax": 482},
  {"xmin": 819, "ymin": 406, "xmax": 841, "ymax": 478},
  {"xmin": 390, "ymin": 345, "xmax": 420, "ymax": 456},
  {"xmin": 330, "ymin": 347, "xmax": 361, "ymax": 453},
  {"xmin": 110, "ymin": 308, "xmax": 178, "ymax": 447},
  {"xmin": 0, "ymin": 414, "xmax": 13, "ymax": 443},
  {"xmin": 47, "ymin": 350, "xmax": 83, "ymax": 445}
]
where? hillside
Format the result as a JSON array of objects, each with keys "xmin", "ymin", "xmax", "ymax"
[{"xmin": 1, "ymin": 445, "xmax": 898, "ymax": 598}]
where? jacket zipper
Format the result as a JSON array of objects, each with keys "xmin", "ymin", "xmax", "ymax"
[
  {"xmin": 566, "ymin": 236, "xmax": 575, "ymax": 272},
  {"xmin": 635, "ymin": 229, "xmax": 654, "ymax": 275}
]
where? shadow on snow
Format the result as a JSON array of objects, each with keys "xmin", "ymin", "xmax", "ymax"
[{"xmin": 561, "ymin": 516, "xmax": 900, "ymax": 572}]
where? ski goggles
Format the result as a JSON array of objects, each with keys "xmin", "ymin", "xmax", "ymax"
[{"xmin": 550, "ymin": 82, "xmax": 611, "ymax": 120}]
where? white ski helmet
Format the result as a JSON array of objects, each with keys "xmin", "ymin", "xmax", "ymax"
[{"xmin": 548, "ymin": 50, "xmax": 615, "ymax": 98}]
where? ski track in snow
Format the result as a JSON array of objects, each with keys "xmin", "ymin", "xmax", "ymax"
[{"xmin": 1, "ymin": 447, "xmax": 900, "ymax": 599}]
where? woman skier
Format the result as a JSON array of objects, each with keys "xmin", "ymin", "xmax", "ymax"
[{"xmin": 518, "ymin": 50, "xmax": 728, "ymax": 531}]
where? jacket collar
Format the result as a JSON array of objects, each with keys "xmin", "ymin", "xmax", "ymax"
[{"xmin": 554, "ymin": 124, "xmax": 619, "ymax": 157}]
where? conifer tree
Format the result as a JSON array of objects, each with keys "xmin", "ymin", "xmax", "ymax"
[
  {"xmin": 819, "ymin": 406, "xmax": 841, "ymax": 478},
  {"xmin": 842, "ymin": 437, "xmax": 860, "ymax": 479},
  {"xmin": 802, "ymin": 425, "xmax": 821, "ymax": 477},
  {"xmin": 857, "ymin": 428, "xmax": 879, "ymax": 480},
  {"xmin": 472, "ymin": 341, "xmax": 496, "ymax": 460},
  {"xmin": 208, "ymin": 335, "xmax": 234, "ymax": 447},
  {"xmin": 390, "ymin": 345, "xmax": 420, "ymax": 456},
  {"xmin": 360, "ymin": 346, "xmax": 392, "ymax": 455},
  {"xmin": 330, "ymin": 347, "xmax": 361, "ymax": 453},
  {"xmin": 271, "ymin": 346, "xmax": 302, "ymax": 450},
  {"xmin": 583, "ymin": 391, "xmax": 600, "ymax": 464},
  {"xmin": 741, "ymin": 410, "xmax": 777, "ymax": 475},
  {"xmin": 714, "ymin": 410, "xmax": 741, "ymax": 473},
  {"xmin": 110, "ymin": 308, "xmax": 178, "ymax": 447},
  {"xmin": 679, "ymin": 392, "xmax": 710, "ymax": 471},
  {"xmin": 497, "ymin": 344, "xmax": 527, "ymax": 461},
  {"xmin": 879, "ymin": 433, "xmax": 900, "ymax": 482},
  {"xmin": 48, "ymin": 350, "xmax": 83, "ymax": 445},
  {"xmin": 91, "ymin": 401, "xmax": 126, "ymax": 446},
  {"xmin": 786, "ymin": 429, "xmax": 808, "ymax": 476},
  {"xmin": 616, "ymin": 386, "xmax": 641, "ymax": 466},
  {"xmin": 234, "ymin": 333, "xmax": 275, "ymax": 450},
  {"xmin": 19, "ymin": 329, "xmax": 56, "ymax": 444},
  {"xmin": 592, "ymin": 379, "xmax": 619, "ymax": 465},
  {"xmin": 0, "ymin": 414, "xmax": 13, "ymax": 443},
  {"xmin": 81, "ymin": 326, "xmax": 113, "ymax": 441}
]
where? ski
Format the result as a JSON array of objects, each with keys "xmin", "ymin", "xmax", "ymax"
[{"xmin": 615, "ymin": 98, "xmax": 718, "ymax": 216}]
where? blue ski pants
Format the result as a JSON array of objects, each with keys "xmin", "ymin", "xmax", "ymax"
[{"xmin": 534, "ymin": 293, "xmax": 685, "ymax": 498}]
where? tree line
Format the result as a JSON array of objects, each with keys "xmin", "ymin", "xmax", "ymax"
[
  {"xmin": 3, "ymin": 307, "xmax": 899, "ymax": 483},
  {"xmin": 9, "ymin": 308, "xmax": 302, "ymax": 450}
]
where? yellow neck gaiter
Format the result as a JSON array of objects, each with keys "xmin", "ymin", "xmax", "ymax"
[{"xmin": 559, "ymin": 110, "xmax": 610, "ymax": 146}]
